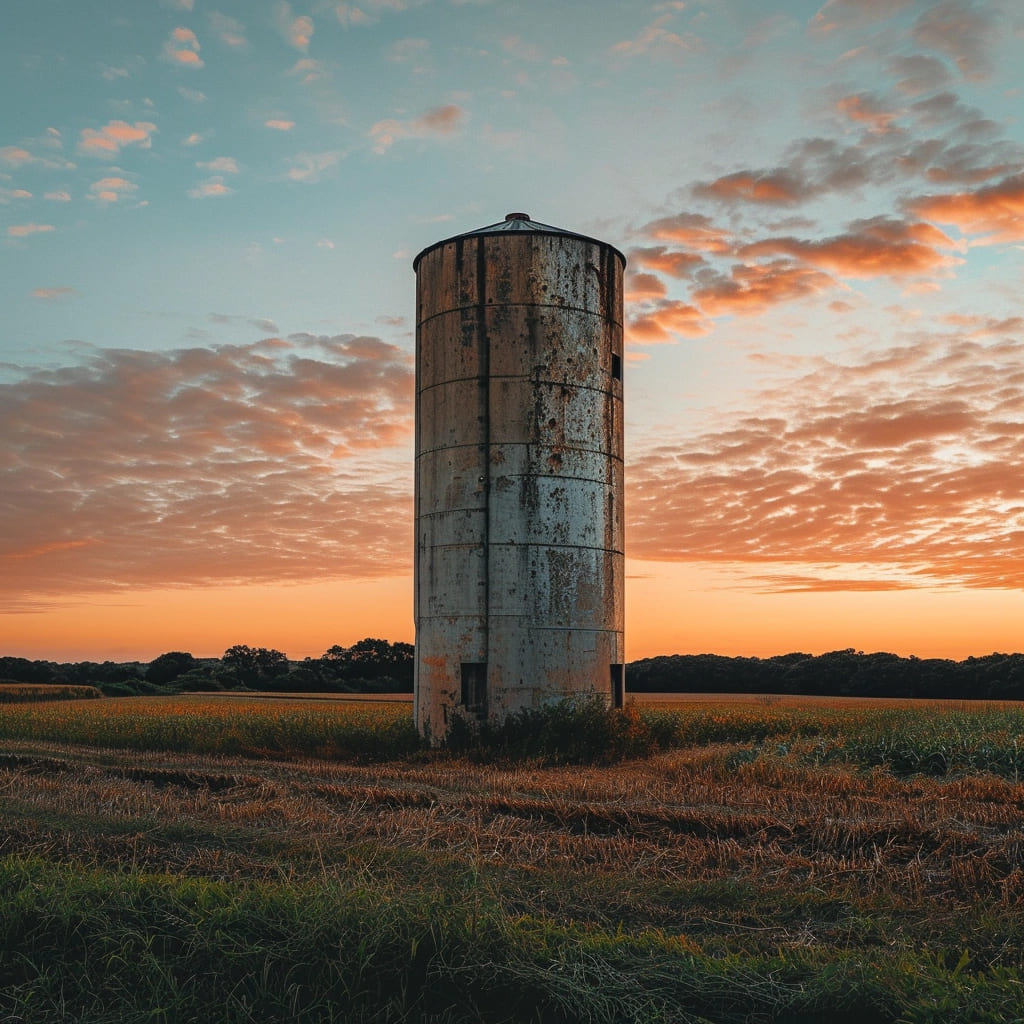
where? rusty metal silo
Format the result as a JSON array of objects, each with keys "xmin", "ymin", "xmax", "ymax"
[{"xmin": 413, "ymin": 213, "xmax": 625, "ymax": 739}]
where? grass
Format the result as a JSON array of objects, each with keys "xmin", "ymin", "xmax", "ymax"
[{"xmin": 1, "ymin": 695, "xmax": 1024, "ymax": 1021}]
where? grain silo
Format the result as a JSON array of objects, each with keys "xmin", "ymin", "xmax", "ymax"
[{"xmin": 413, "ymin": 213, "xmax": 625, "ymax": 739}]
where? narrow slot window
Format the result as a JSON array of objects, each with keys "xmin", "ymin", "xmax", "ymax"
[
  {"xmin": 611, "ymin": 353, "xmax": 622, "ymax": 381},
  {"xmin": 610, "ymin": 664, "xmax": 625, "ymax": 709},
  {"xmin": 461, "ymin": 662, "xmax": 488, "ymax": 719}
]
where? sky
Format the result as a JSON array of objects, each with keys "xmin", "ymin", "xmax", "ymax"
[{"xmin": 2, "ymin": 0, "xmax": 1024, "ymax": 664}]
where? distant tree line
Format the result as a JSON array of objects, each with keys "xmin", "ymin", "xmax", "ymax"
[
  {"xmin": 627, "ymin": 649, "xmax": 1024, "ymax": 701},
  {"xmin": 0, "ymin": 638, "xmax": 414, "ymax": 697},
  {"xmin": 5, "ymin": 645, "xmax": 1024, "ymax": 700}
]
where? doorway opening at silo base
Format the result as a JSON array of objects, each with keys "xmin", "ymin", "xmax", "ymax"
[
  {"xmin": 611, "ymin": 664, "xmax": 625, "ymax": 709},
  {"xmin": 461, "ymin": 663, "xmax": 488, "ymax": 720}
]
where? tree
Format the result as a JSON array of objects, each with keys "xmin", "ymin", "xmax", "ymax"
[
  {"xmin": 146, "ymin": 651, "xmax": 197, "ymax": 687},
  {"xmin": 321, "ymin": 639, "xmax": 414, "ymax": 692},
  {"xmin": 222, "ymin": 645, "xmax": 289, "ymax": 688}
]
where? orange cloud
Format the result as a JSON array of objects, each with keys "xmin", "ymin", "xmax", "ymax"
[
  {"xmin": 836, "ymin": 92, "xmax": 900, "ymax": 133},
  {"xmin": 370, "ymin": 104, "xmax": 465, "ymax": 154},
  {"xmin": 88, "ymin": 176, "xmax": 137, "ymax": 203},
  {"xmin": 740, "ymin": 218, "xmax": 961, "ymax": 279},
  {"xmin": 627, "ymin": 300, "xmax": 710, "ymax": 343},
  {"xmin": 1, "ymin": 337, "xmax": 414, "ymax": 603},
  {"xmin": 908, "ymin": 172, "xmax": 1024, "ymax": 244},
  {"xmin": 276, "ymin": 2, "xmax": 314, "ymax": 50},
  {"xmin": 188, "ymin": 178, "xmax": 233, "ymax": 198},
  {"xmin": 7, "ymin": 223, "xmax": 55, "ymax": 237},
  {"xmin": 79, "ymin": 120, "xmax": 156, "ymax": 156},
  {"xmin": 640, "ymin": 212, "xmax": 731, "ymax": 253},
  {"xmin": 265, "ymin": 119, "xmax": 295, "ymax": 131},
  {"xmin": 624, "ymin": 271, "xmax": 666, "ymax": 303},
  {"xmin": 691, "ymin": 262, "xmax": 834, "ymax": 316},
  {"xmin": 628, "ymin": 329, "xmax": 1024, "ymax": 590},
  {"xmin": 31, "ymin": 286, "xmax": 75, "ymax": 300},
  {"xmin": 628, "ymin": 246, "xmax": 704, "ymax": 278},
  {"xmin": 163, "ymin": 26, "xmax": 204, "ymax": 67},
  {"xmin": 694, "ymin": 170, "xmax": 803, "ymax": 205}
]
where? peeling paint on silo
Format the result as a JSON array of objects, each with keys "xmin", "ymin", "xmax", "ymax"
[{"xmin": 413, "ymin": 213, "xmax": 625, "ymax": 740}]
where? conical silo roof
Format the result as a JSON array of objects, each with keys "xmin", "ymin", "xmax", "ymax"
[{"xmin": 413, "ymin": 212, "xmax": 625, "ymax": 269}]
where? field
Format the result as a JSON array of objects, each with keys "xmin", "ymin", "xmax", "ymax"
[{"xmin": 1, "ymin": 695, "xmax": 1024, "ymax": 1022}]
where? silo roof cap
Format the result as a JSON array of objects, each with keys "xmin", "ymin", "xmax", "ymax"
[{"xmin": 413, "ymin": 212, "xmax": 626, "ymax": 269}]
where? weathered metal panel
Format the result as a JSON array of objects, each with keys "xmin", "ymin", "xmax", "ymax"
[{"xmin": 414, "ymin": 215, "xmax": 625, "ymax": 739}]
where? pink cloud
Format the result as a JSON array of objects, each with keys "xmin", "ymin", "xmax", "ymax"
[{"xmin": 265, "ymin": 119, "xmax": 295, "ymax": 131}]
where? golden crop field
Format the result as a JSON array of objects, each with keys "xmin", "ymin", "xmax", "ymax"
[{"xmin": 1, "ymin": 694, "xmax": 1023, "ymax": 1022}]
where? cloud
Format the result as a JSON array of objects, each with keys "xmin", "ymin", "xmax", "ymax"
[
  {"xmin": 628, "ymin": 328, "xmax": 1024, "ymax": 590},
  {"xmin": 336, "ymin": 4, "xmax": 373, "ymax": 27},
  {"xmin": 88, "ymin": 176, "xmax": 138, "ymax": 203},
  {"xmin": 387, "ymin": 37, "xmax": 430, "ymax": 62},
  {"xmin": 627, "ymin": 299, "xmax": 711, "ymax": 343},
  {"xmin": 44, "ymin": 191, "xmax": 72, "ymax": 201},
  {"xmin": 887, "ymin": 54, "xmax": 951, "ymax": 96},
  {"xmin": 208, "ymin": 11, "xmax": 248, "ymax": 49},
  {"xmin": 611, "ymin": 13, "xmax": 701, "ymax": 59},
  {"xmin": 912, "ymin": 0, "xmax": 998, "ymax": 81},
  {"xmin": 163, "ymin": 26, "xmax": 204, "ymax": 67},
  {"xmin": 178, "ymin": 86, "xmax": 207, "ymax": 103},
  {"xmin": 1, "ymin": 337, "xmax": 414, "ymax": 602},
  {"xmin": 265, "ymin": 119, "xmax": 295, "ymax": 131},
  {"xmin": 638, "ymin": 212, "xmax": 732, "ymax": 253},
  {"xmin": 31, "ymin": 287, "xmax": 75, "ymax": 301},
  {"xmin": 908, "ymin": 172, "xmax": 1024, "ymax": 244},
  {"xmin": 0, "ymin": 188, "xmax": 32, "ymax": 203},
  {"xmin": 739, "ymin": 217, "xmax": 962, "ymax": 279},
  {"xmin": 188, "ymin": 177, "xmax": 233, "ymax": 198},
  {"xmin": 197, "ymin": 156, "xmax": 239, "ymax": 174},
  {"xmin": 78, "ymin": 120, "xmax": 156, "ymax": 156},
  {"xmin": 835, "ymin": 92, "xmax": 900, "ymax": 134},
  {"xmin": 286, "ymin": 150, "xmax": 342, "ymax": 183},
  {"xmin": 628, "ymin": 246, "xmax": 705, "ymax": 278},
  {"xmin": 7, "ymin": 223, "xmax": 55, "ymax": 238},
  {"xmin": 276, "ymin": 2, "xmax": 314, "ymax": 50},
  {"xmin": 810, "ymin": 0, "xmax": 915, "ymax": 34},
  {"xmin": 370, "ymin": 104, "xmax": 465, "ymax": 154},
  {"xmin": 288, "ymin": 57, "xmax": 327, "ymax": 83}
]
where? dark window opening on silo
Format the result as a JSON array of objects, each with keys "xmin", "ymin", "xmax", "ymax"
[
  {"xmin": 461, "ymin": 663, "xmax": 488, "ymax": 719},
  {"xmin": 611, "ymin": 353, "xmax": 622, "ymax": 381},
  {"xmin": 611, "ymin": 664, "xmax": 625, "ymax": 709}
]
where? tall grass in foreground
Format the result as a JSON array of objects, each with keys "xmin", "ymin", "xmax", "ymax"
[{"xmin": 2, "ymin": 855, "xmax": 1021, "ymax": 1024}]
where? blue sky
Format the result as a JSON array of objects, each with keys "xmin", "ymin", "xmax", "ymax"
[{"xmin": 3, "ymin": 0, "xmax": 1024, "ymax": 661}]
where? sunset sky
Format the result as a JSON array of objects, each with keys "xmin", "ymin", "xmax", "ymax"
[{"xmin": 3, "ymin": 0, "xmax": 1024, "ymax": 664}]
